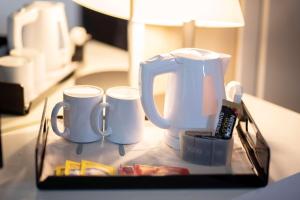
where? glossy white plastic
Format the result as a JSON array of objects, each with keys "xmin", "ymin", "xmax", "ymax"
[
  {"xmin": 140, "ymin": 48, "xmax": 230, "ymax": 149},
  {"xmin": 8, "ymin": 1, "xmax": 72, "ymax": 71}
]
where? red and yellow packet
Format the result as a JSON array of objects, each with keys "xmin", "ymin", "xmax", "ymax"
[{"xmin": 119, "ymin": 164, "xmax": 189, "ymax": 176}]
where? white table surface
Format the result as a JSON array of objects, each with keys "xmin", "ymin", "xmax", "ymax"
[{"xmin": 1, "ymin": 41, "xmax": 300, "ymax": 200}]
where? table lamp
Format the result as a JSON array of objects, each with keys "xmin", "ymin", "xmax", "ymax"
[{"xmin": 73, "ymin": 0, "xmax": 244, "ymax": 87}]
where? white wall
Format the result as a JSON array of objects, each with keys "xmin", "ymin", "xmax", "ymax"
[
  {"xmin": 0, "ymin": 0, "xmax": 82, "ymax": 35},
  {"xmin": 236, "ymin": 0, "xmax": 261, "ymax": 95},
  {"xmin": 237, "ymin": 0, "xmax": 300, "ymax": 113},
  {"xmin": 262, "ymin": 0, "xmax": 300, "ymax": 113}
]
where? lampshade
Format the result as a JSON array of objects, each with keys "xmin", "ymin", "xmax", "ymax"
[
  {"xmin": 73, "ymin": 0, "xmax": 244, "ymax": 27},
  {"xmin": 73, "ymin": 0, "xmax": 244, "ymax": 87}
]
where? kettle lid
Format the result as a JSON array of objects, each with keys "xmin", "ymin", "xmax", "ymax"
[{"xmin": 170, "ymin": 48, "xmax": 219, "ymax": 62}]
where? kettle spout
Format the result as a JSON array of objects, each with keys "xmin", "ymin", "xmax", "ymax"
[{"xmin": 219, "ymin": 53, "xmax": 231, "ymax": 75}]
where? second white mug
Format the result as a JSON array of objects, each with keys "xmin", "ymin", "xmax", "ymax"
[{"xmin": 104, "ymin": 86, "xmax": 144, "ymax": 144}]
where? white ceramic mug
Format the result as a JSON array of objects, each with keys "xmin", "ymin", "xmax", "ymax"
[
  {"xmin": 10, "ymin": 48, "xmax": 46, "ymax": 93},
  {"xmin": 0, "ymin": 55, "xmax": 35, "ymax": 105},
  {"xmin": 103, "ymin": 86, "xmax": 144, "ymax": 144},
  {"xmin": 51, "ymin": 85, "xmax": 105, "ymax": 143}
]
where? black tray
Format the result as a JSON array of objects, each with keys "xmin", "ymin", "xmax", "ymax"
[
  {"xmin": 0, "ymin": 114, "xmax": 3, "ymax": 168},
  {"xmin": 35, "ymin": 99, "xmax": 270, "ymax": 189}
]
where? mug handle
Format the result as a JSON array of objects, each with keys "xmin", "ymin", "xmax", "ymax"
[
  {"xmin": 92, "ymin": 102, "xmax": 112, "ymax": 137},
  {"xmin": 51, "ymin": 102, "xmax": 70, "ymax": 137}
]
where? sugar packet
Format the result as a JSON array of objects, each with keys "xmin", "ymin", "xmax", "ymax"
[
  {"xmin": 65, "ymin": 160, "xmax": 81, "ymax": 176},
  {"xmin": 55, "ymin": 165, "xmax": 65, "ymax": 176},
  {"xmin": 80, "ymin": 160, "xmax": 115, "ymax": 176}
]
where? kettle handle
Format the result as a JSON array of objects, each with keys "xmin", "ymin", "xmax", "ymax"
[
  {"xmin": 8, "ymin": 8, "xmax": 38, "ymax": 49},
  {"xmin": 140, "ymin": 58, "xmax": 178, "ymax": 129}
]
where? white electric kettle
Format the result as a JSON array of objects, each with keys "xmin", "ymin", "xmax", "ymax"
[
  {"xmin": 7, "ymin": 1, "xmax": 72, "ymax": 71},
  {"xmin": 140, "ymin": 48, "xmax": 231, "ymax": 149}
]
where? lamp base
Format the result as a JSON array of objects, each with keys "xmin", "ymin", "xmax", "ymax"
[{"xmin": 182, "ymin": 20, "xmax": 196, "ymax": 47}]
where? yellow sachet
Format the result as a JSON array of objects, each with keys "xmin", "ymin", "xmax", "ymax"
[
  {"xmin": 65, "ymin": 160, "xmax": 81, "ymax": 176},
  {"xmin": 80, "ymin": 160, "xmax": 115, "ymax": 176},
  {"xmin": 55, "ymin": 165, "xmax": 65, "ymax": 176}
]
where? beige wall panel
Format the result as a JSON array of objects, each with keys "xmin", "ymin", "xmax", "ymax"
[
  {"xmin": 144, "ymin": 26, "xmax": 239, "ymax": 83},
  {"xmin": 195, "ymin": 28, "xmax": 238, "ymax": 83},
  {"xmin": 143, "ymin": 25, "xmax": 182, "ymax": 60}
]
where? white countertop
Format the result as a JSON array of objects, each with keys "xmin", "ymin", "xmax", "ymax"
[
  {"xmin": 240, "ymin": 94, "xmax": 300, "ymax": 182},
  {"xmin": 1, "ymin": 41, "xmax": 300, "ymax": 200}
]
